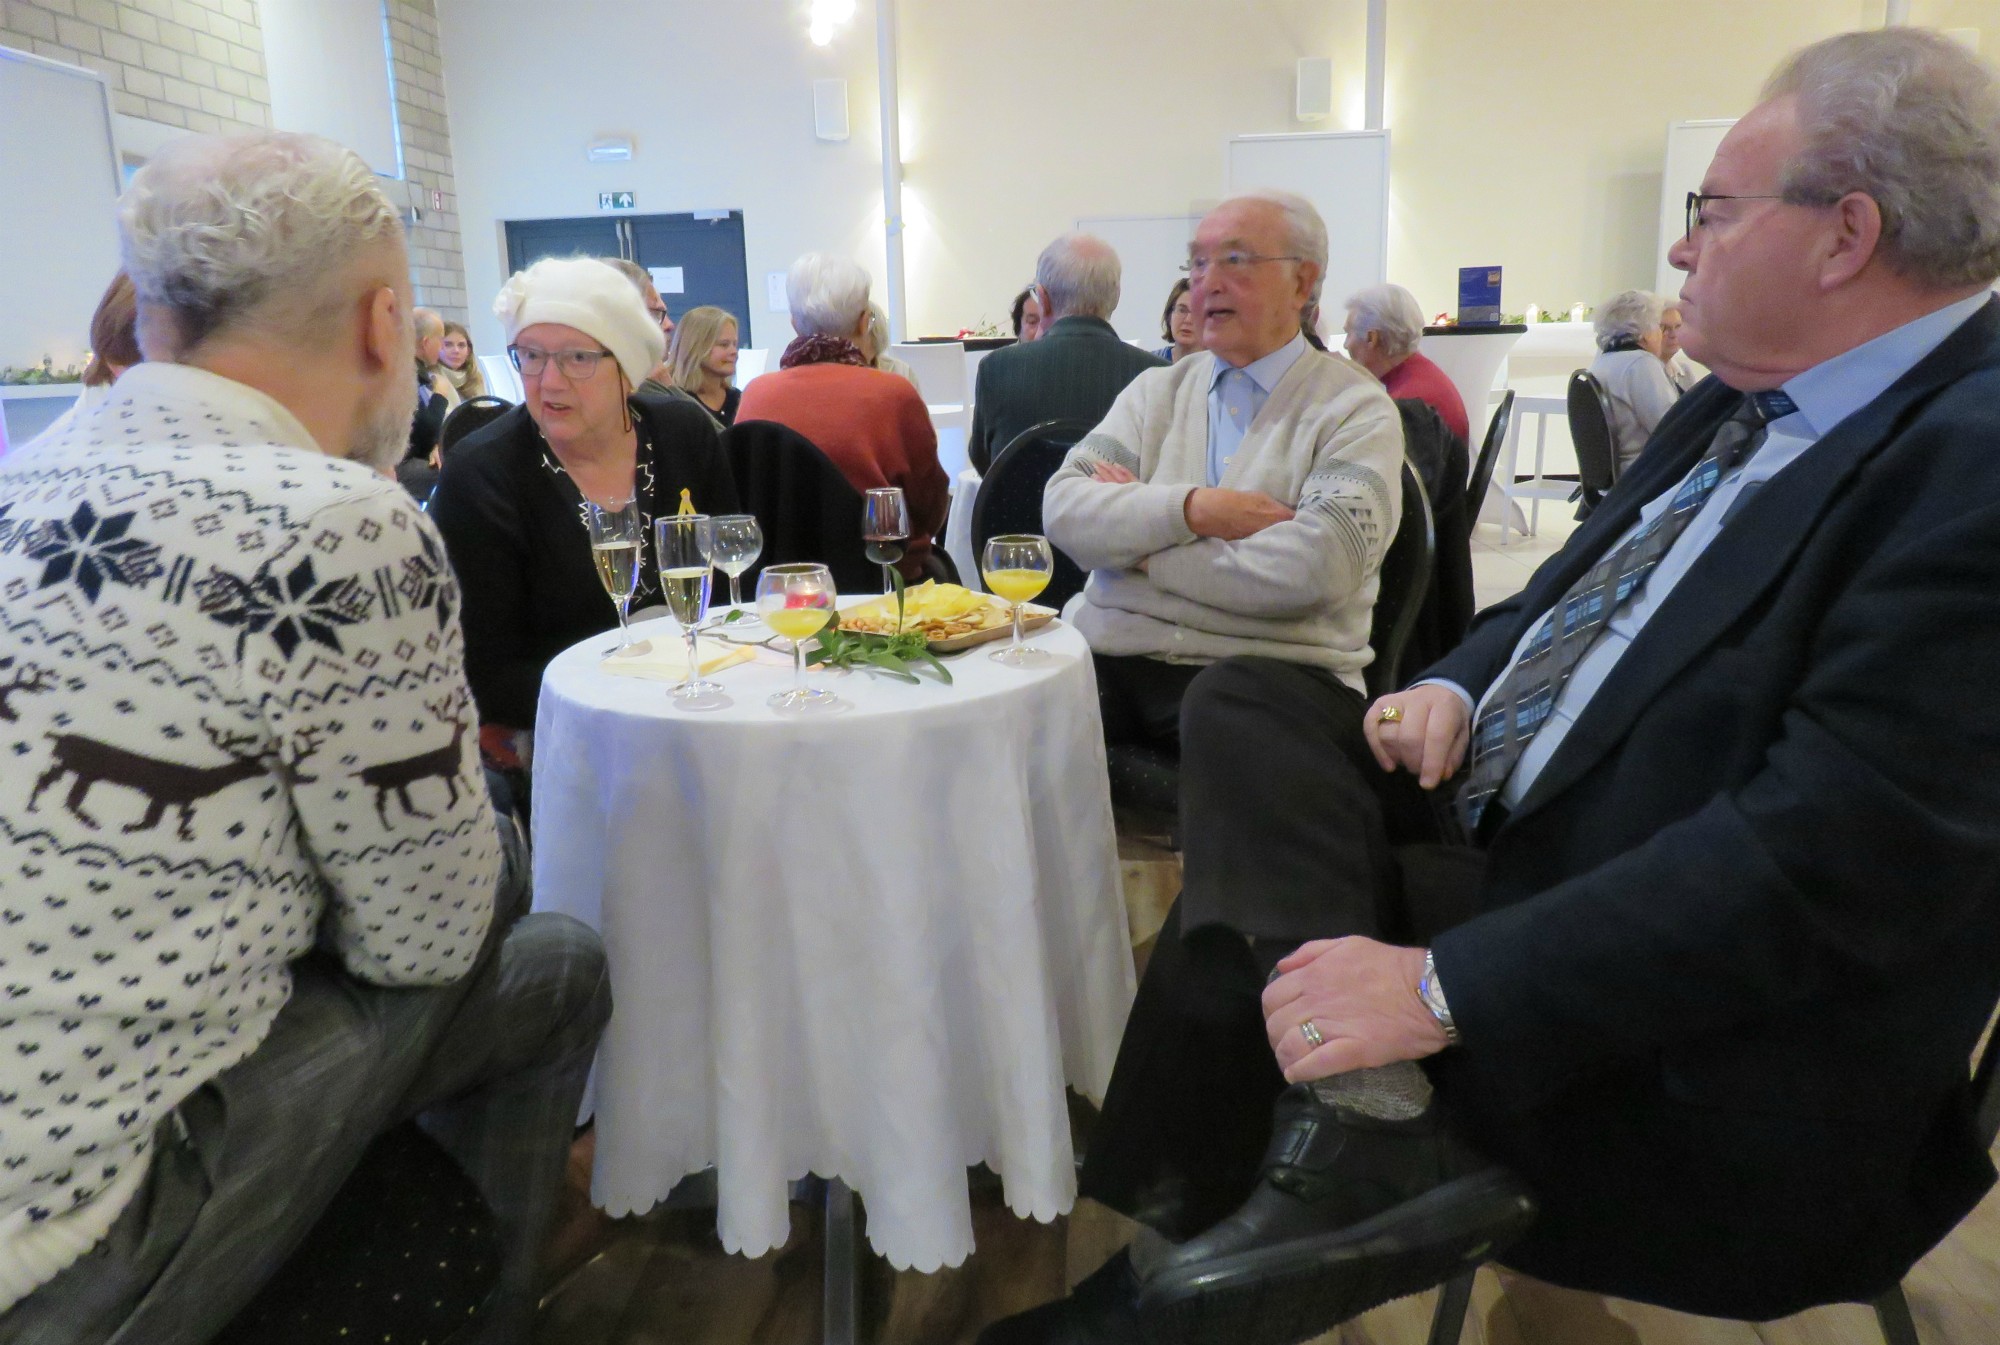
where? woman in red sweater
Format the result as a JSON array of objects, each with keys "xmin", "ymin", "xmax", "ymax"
[
  {"xmin": 1340, "ymin": 282, "xmax": 1470, "ymax": 446},
  {"xmin": 736, "ymin": 252, "xmax": 948, "ymax": 580}
]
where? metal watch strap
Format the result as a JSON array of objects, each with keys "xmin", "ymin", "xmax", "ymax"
[{"xmin": 1420, "ymin": 950, "xmax": 1461, "ymax": 1046}]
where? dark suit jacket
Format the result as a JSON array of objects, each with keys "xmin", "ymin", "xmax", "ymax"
[
  {"xmin": 967, "ymin": 315, "xmax": 1164, "ymax": 473},
  {"xmin": 1423, "ymin": 298, "xmax": 2000, "ymax": 1318}
]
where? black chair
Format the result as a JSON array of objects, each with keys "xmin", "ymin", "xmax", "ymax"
[
  {"xmin": 1466, "ymin": 390, "xmax": 1516, "ymax": 531},
  {"xmin": 971, "ymin": 417, "xmax": 1096, "ymax": 613},
  {"xmin": 1567, "ymin": 370, "xmax": 1620, "ymax": 518},
  {"xmin": 440, "ymin": 395, "xmax": 514, "ymax": 457},
  {"xmin": 1424, "ymin": 1015, "xmax": 2000, "ymax": 1345},
  {"xmin": 1365, "ymin": 463, "xmax": 1436, "ymax": 700},
  {"xmin": 215, "ymin": 1123, "xmax": 500, "ymax": 1345},
  {"xmin": 722, "ymin": 419, "xmax": 876, "ymax": 595}
]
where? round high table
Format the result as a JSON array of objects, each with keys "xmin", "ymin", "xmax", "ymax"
[{"xmin": 531, "ymin": 614, "xmax": 1135, "ymax": 1281}]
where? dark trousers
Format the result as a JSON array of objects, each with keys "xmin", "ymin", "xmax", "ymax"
[
  {"xmin": 1093, "ymin": 653, "xmax": 1205, "ymax": 754},
  {"xmin": 1080, "ymin": 656, "xmax": 1460, "ymax": 1238}
]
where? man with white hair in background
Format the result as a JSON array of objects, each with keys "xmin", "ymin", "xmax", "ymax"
[
  {"xmin": 1341, "ymin": 282, "xmax": 1468, "ymax": 446},
  {"xmin": 966, "ymin": 232, "xmax": 1164, "ymax": 474},
  {"xmin": 0, "ymin": 131, "xmax": 610, "ymax": 1344},
  {"xmin": 988, "ymin": 27, "xmax": 2000, "ymax": 1345}
]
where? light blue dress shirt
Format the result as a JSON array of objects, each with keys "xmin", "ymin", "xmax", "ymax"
[
  {"xmin": 1206, "ymin": 332, "xmax": 1309, "ymax": 487},
  {"xmin": 1447, "ymin": 291, "xmax": 1990, "ymax": 811}
]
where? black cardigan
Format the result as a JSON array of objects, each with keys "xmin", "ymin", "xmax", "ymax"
[{"xmin": 431, "ymin": 394, "xmax": 741, "ymax": 728}]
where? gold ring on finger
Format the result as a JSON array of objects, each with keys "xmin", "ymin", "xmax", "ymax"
[
  {"xmin": 1378, "ymin": 705, "xmax": 1403, "ymax": 723},
  {"xmin": 1299, "ymin": 1020, "xmax": 1325, "ymax": 1049}
]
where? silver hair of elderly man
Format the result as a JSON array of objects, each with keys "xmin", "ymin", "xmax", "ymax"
[
  {"xmin": 1343, "ymin": 283, "xmax": 1427, "ymax": 360},
  {"xmin": 119, "ymin": 130, "xmax": 404, "ymax": 359},
  {"xmin": 1765, "ymin": 26, "xmax": 2000, "ymax": 290},
  {"xmin": 1593, "ymin": 289, "xmax": 1667, "ymax": 351},
  {"xmin": 1036, "ymin": 233, "xmax": 1121, "ymax": 321},
  {"xmin": 1221, "ymin": 189, "xmax": 1330, "ymax": 302},
  {"xmin": 786, "ymin": 252, "xmax": 873, "ymax": 337}
]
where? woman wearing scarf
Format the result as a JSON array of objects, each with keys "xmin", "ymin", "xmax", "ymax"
[
  {"xmin": 438, "ymin": 320, "xmax": 489, "ymax": 400},
  {"xmin": 1586, "ymin": 289, "xmax": 1681, "ymax": 472},
  {"xmin": 734, "ymin": 252, "xmax": 948, "ymax": 581}
]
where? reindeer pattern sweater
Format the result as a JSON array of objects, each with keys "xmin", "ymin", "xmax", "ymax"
[{"xmin": 0, "ymin": 364, "xmax": 500, "ymax": 1309}]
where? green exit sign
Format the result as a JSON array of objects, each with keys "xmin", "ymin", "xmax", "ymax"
[{"xmin": 599, "ymin": 191, "xmax": 635, "ymax": 210}]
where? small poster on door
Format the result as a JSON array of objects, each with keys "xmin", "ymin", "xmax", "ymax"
[{"xmin": 649, "ymin": 266, "xmax": 685, "ymax": 295}]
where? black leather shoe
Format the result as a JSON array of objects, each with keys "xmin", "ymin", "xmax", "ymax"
[
  {"xmin": 1135, "ymin": 1086, "xmax": 1536, "ymax": 1345},
  {"xmin": 976, "ymin": 1247, "xmax": 1147, "ymax": 1345}
]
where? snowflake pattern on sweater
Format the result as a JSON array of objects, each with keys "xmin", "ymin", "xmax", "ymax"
[{"xmin": 0, "ymin": 363, "xmax": 500, "ymax": 1308}]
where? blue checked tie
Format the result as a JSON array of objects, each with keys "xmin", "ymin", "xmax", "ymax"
[{"xmin": 1458, "ymin": 389, "xmax": 1797, "ymax": 830}]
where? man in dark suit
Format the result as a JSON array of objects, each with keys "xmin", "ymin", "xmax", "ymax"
[
  {"xmin": 967, "ymin": 232, "xmax": 1164, "ymax": 474},
  {"xmin": 981, "ymin": 27, "xmax": 2000, "ymax": 1345}
]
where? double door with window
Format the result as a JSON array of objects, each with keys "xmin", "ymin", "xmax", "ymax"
[{"xmin": 503, "ymin": 211, "xmax": 753, "ymax": 347}]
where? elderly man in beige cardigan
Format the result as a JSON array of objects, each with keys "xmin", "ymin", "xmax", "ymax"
[{"xmin": 1044, "ymin": 189, "xmax": 1404, "ymax": 763}]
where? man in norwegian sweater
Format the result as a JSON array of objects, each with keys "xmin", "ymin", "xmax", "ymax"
[{"xmin": 0, "ymin": 131, "xmax": 609, "ymax": 1344}]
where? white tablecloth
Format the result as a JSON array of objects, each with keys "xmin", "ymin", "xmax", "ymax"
[
  {"xmin": 531, "ymin": 615, "xmax": 1134, "ymax": 1271},
  {"xmin": 944, "ymin": 467, "xmax": 983, "ymax": 592}
]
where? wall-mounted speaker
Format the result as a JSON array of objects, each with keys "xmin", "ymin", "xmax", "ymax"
[
  {"xmin": 1296, "ymin": 57, "xmax": 1333, "ymax": 122},
  {"xmin": 813, "ymin": 79, "xmax": 850, "ymax": 142}
]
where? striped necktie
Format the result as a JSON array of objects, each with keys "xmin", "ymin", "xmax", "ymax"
[{"xmin": 1458, "ymin": 389, "xmax": 1797, "ymax": 831}]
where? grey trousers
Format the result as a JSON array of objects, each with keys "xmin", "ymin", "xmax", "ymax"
[{"xmin": 0, "ymin": 813, "xmax": 612, "ymax": 1345}]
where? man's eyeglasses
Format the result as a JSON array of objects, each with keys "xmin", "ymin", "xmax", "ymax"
[
  {"xmin": 647, "ymin": 307, "xmax": 671, "ymax": 329},
  {"xmin": 1181, "ymin": 250, "xmax": 1305, "ymax": 279},
  {"xmin": 1683, "ymin": 190, "xmax": 1787, "ymax": 238},
  {"xmin": 508, "ymin": 345, "xmax": 614, "ymax": 378}
]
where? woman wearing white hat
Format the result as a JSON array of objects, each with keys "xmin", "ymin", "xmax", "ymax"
[{"xmin": 432, "ymin": 256, "xmax": 741, "ymax": 761}]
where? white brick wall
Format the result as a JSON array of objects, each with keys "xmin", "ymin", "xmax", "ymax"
[
  {"xmin": 1, "ymin": 0, "xmax": 471, "ymax": 322},
  {"xmin": 386, "ymin": 0, "xmax": 468, "ymax": 322},
  {"xmin": 0, "ymin": 0, "xmax": 266, "ymax": 134}
]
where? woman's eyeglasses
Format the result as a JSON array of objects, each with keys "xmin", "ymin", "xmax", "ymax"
[{"xmin": 508, "ymin": 345, "xmax": 613, "ymax": 378}]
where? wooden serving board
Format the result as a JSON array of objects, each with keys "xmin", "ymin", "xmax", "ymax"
[{"xmin": 925, "ymin": 606, "xmax": 1056, "ymax": 653}]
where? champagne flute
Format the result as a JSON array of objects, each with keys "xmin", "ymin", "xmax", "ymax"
[
  {"xmin": 585, "ymin": 497, "xmax": 643, "ymax": 652},
  {"xmin": 981, "ymin": 534, "xmax": 1054, "ymax": 668},
  {"xmin": 863, "ymin": 486, "xmax": 911, "ymax": 596},
  {"xmin": 756, "ymin": 562, "xmax": 841, "ymax": 714},
  {"xmin": 710, "ymin": 514, "xmax": 764, "ymax": 609},
  {"xmin": 656, "ymin": 514, "xmax": 726, "ymax": 711}
]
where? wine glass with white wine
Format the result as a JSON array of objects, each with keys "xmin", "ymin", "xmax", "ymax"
[
  {"xmin": 981, "ymin": 534, "xmax": 1054, "ymax": 667},
  {"xmin": 756, "ymin": 562, "xmax": 842, "ymax": 714},
  {"xmin": 863, "ymin": 487, "xmax": 911, "ymax": 596},
  {"xmin": 709, "ymin": 514, "xmax": 764, "ymax": 609},
  {"xmin": 585, "ymin": 497, "xmax": 644, "ymax": 652},
  {"xmin": 656, "ymin": 514, "xmax": 726, "ymax": 710}
]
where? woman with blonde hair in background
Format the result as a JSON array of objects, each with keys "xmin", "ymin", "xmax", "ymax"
[
  {"xmin": 438, "ymin": 319, "xmax": 488, "ymax": 400},
  {"xmin": 664, "ymin": 305, "xmax": 744, "ymax": 428}
]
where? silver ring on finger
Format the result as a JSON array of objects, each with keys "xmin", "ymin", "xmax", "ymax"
[{"xmin": 1299, "ymin": 1019, "xmax": 1325, "ymax": 1049}]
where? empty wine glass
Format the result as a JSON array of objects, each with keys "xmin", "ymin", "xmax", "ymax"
[
  {"xmin": 656, "ymin": 514, "xmax": 725, "ymax": 711},
  {"xmin": 863, "ymin": 487, "xmax": 911, "ymax": 595},
  {"xmin": 756, "ymin": 563, "xmax": 841, "ymax": 714},
  {"xmin": 981, "ymin": 534, "xmax": 1054, "ymax": 667},
  {"xmin": 585, "ymin": 497, "xmax": 643, "ymax": 652},
  {"xmin": 710, "ymin": 514, "xmax": 764, "ymax": 609}
]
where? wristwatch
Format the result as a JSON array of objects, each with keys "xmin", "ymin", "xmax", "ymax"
[{"xmin": 1419, "ymin": 950, "xmax": 1461, "ymax": 1046}]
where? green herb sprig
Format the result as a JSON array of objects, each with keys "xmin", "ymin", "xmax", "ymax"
[{"xmin": 806, "ymin": 568, "xmax": 953, "ymax": 685}]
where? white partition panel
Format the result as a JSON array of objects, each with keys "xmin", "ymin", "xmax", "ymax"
[
  {"xmin": 1225, "ymin": 131, "xmax": 1389, "ymax": 319},
  {"xmin": 1656, "ymin": 119, "xmax": 1735, "ymax": 298},
  {"xmin": 1078, "ymin": 214, "xmax": 1202, "ymax": 345},
  {"xmin": 0, "ymin": 49, "xmax": 121, "ymax": 376}
]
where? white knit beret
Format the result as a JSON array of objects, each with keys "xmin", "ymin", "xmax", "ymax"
[{"xmin": 493, "ymin": 257, "xmax": 665, "ymax": 388}]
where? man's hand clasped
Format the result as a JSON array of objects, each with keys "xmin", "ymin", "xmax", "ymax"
[
  {"xmin": 1364, "ymin": 683, "xmax": 1471, "ymax": 790},
  {"xmin": 1262, "ymin": 938, "xmax": 1450, "ymax": 1082},
  {"xmin": 1184, "ymin": 486, "xmax": 1294, "ymax": 540}
]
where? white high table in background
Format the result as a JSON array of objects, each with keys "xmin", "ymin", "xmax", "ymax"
[{"xmin": 530, "ymin": 614, "xmax": 1134, "ymax": 1273}]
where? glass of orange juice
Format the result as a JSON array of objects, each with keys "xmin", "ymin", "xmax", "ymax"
[
  {"xmin": 981, "ymin": 534, "xmax": 1054, "ymax": 667},
  {"xmin": 756, "ymin": 562, "xmax": 841, "ymax": 713}
]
